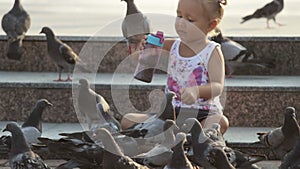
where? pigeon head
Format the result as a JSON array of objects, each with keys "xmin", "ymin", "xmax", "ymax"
[
  {"xmin": 181, "ymin": 118, "xmax": 202, "ymax": 134},
  {"xmin": 3, "ymin": 122, "xmax": 20, "ymax": 133},
  {"xmin": 174, "ymin": 132, "xmax": 187, "ymax": 146},
  {"xmin": 79, "ymin": 78, "xmax": 90, "ymax": 88},
  {"xmin": 36, "ymin": 99, "xmax": 53, "ymax": 108},
  {"xmin": 40, "ymin": 26, "xmax": 55, "ymax": 37},
  {"xmin": 164, "ymin": 119, "xmax": 179, "ymax": 133},
  {"xmin": 210, "ymin": 28, "xmax": 224, "ymax": 43},
  {"xmin": 285, "ymin": 106, "xmax": 296, "ymax": 118}
]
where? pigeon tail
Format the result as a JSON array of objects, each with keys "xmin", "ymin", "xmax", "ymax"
[
  {"xmin": 6, "ymin": 39, "xmax": 23, "ymax": 60},
  {"xmin": 241, "ymin": 14, "xmax": 254, "ymax": 24}
]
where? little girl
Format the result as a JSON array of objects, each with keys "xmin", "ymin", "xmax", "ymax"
[{"xmin": 121, "ymin": 0, "xmax": 229, "ymax": 134}]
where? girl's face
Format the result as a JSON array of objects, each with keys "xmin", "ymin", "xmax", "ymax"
[{"xmin": 175, "ymin": 0, "xmax": 211, "ymax": 43}]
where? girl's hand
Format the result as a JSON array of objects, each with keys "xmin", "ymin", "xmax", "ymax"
[
  {"xmin": 180, "ymin": 86, "xmax": 200, "ymax": 105},
  {"xmin": 137, "ymin": 35, "xmax": 147, "ymax": 51}
]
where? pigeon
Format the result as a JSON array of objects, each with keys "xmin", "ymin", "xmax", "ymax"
[
  {"xmin": 96, "ymin": 128, "xmax": 150, "ymax": 169},
  {"xmin": 228, "ymin": 148, "xmax": 265, "ymax": 169},
  {"xmin": 1, "ymin": 0, "xmax": 30, "ymax": 60},
  {"xmin": 1, "ymin": 99, "xmax": 52, "ymax": 149},
  {"xmin": 133, "ymin": 119, "xmax": 179, "ymax": 167},
  {"xmin": 210, "ymin": 28, "xmax": 274, "ymax": 77},
  {"xmin": 204, "ymin": 123, "xmax": 226, "ymax": 147},
  {"xmin": 21, "ymin": 99, "xmax": 53, "ymax": 144},
  {"xmin": 40, "ymin": 26, "xmax": 89, "ymax": 81},
  {"xmin": 122, "ymin": 92, "xmax": 176, "ymax": 142},
  {"xmin": 256, "ymin": 107, "xmax": 300, "ymax": 159},
  {"xmin": 208, "ymin": 147, "xmax": 235, "ymax": 169},
  {"xmin": 163, "ymin": 132, "xmax": 194, "ymax": 169},
  {"xmin": 59, "ymin": 130, "xmax": 95, "ymax": 143},
  {"xmin": 3, "ymin": 122, "xmax": 50, "ymax": 169},
  {"xmin": 77, "ymin": 78, "xmax": 111, "ymax": 130},
  {"xmin": 121, "ymin": 0, "xmax": 150, "ymax": 54},
  {"xmin": 241, "ymin": 0, "xmax": 284, "ymax": 28},
  {"xmin": 280, "ymin": 137, "xmax": 300, "ymax": 169},
  {"xmin": 181, "ymin": 118, "xmax": 218, "ymax": 168},
  {"xmin": 36, "ymin": 137, "xmax": 104, "ymax": 168},
  {"xmin": 95, "ymin": 102, "xmax": 121, "ymax": 132}
]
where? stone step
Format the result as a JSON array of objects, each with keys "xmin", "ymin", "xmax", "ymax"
[
  {"xmin": 0, "ymin": 71, "xmax": 299, "ymax": 127},
  {"xmin": 0, "ymin": 36, "xmax": 299, "ymax": 75}
]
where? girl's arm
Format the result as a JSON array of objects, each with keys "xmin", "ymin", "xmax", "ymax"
[
  {"xmin": 163, "ymin": 39, "xmax": 176, "ymax": 52},
  {"xmin": 180, "ymin": 46, "xmax": 225, "ymax": 104}
]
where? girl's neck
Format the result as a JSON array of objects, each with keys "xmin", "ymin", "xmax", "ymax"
[{"xmin": 179, "ymin": 38, "xmax": 208, "ymax": 58}]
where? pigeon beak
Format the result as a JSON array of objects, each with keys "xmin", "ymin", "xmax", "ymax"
[
  {"xmin": 2, "ymin": 128, "xmax": 7, "ymax": 132},
  {"xmin": 47, "ymin": 102, "xmax": 53, "ymax": 107}
]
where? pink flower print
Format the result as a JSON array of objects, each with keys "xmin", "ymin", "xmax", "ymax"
[
  {"xmin": 192, "ymin": 67, "xmax": 204, "ymax": 85},
  {"xmin": 167, "ymin": 77, "xmax": 181, "ymax": 100}
]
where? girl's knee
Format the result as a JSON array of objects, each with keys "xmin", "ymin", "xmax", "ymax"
[
  {"xmin": 219, "ymin": 115, "xmax": 229, "ymax": 134},
  {"xmin": 120, "ymin": 113, "xmax": 150, "ymax": 130}
]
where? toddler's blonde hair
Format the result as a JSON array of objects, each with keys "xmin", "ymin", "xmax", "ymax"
[{"xmin": 202, "ymin": 0, "xmax": 227, "ymax": 23}]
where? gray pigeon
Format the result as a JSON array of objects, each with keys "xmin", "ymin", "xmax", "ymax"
[
  {"xmin": 121, "ymin": 0, "xmax": 150, "ymax": 54},
  {"xmin": 40, "ymin": 26, "xmax": 89, "ymax": 81},
  {"xmin": 280, "ymin": 137, "xmax": 300, "ymax": 169},
  {"xmin": 257, "ymin": 107, "xmax": 300, "ymax": 159},
  {"xmin": 96, "ymin": 128, "xmax": 150, "ymax": 169},
  {"xmin": 1, "ymin": 0, "xmax": 30, "ymax": 60},
  {"xmin": 133, "ymin": 119, "xmax": 179, "ymax": 167},
  {"xmin": 123, "ymin": 92, "xmax": 176, "ymax": 142},
  {"xmin": 181, "ymin": 118, "xmax": 217, "ymax": 169},
  {"xmin": 208, "ymin": 147, "xmax": 235, "ymax": 169},
  {"xmin": 21, "ymin": 99, "xmax": 53, "ymax": 144},
  {"xmin": 3, "ymin": 122, "xmax": 50, "ymax": 169},
  {"xmin": 77, "ymin": 78, "xmax": 111, "ymax": 130},
  {"xmin": 204, "ymin": 123, "xmax": 226, "ymax": 147},
  {"xmin": 241, "ymin": 0, "xmax": 284, "ymax": 28},
  {"xmin": 210, "ymin": 28, "xmax": 274, "ymax": 77},
  {"xmin": 163, "ymin": 132, "xmax": 194, "ymax": 169},
  {"xmin": 1, "ymin": 99, "xmax": 52, "ymax": 148}
]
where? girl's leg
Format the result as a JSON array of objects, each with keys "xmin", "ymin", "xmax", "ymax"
[{"xmin": 120, "ymin": 113, "xmax": 151, "ymax": 130}]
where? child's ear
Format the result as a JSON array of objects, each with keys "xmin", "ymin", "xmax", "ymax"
[{"xmin": 207, "ymin": 19, "xmax": 218, "ymax": 33}]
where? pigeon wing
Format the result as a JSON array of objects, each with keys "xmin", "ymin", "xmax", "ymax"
[
  {"xmin": 253, "ymin": 1, "xmax": 281, "ymax": 18},
  {"xmin": 59, "ymin": 43, "xmax": 78, "ymax": 64}
]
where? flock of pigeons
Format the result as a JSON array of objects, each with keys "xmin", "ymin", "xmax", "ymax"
[
  {"xmin": 0, "ymin": 0, "xmax": 291, "ymax": 168},
  {"xmin": 0, "ymin": 77, "xmax": 299, "ymax": 169}
]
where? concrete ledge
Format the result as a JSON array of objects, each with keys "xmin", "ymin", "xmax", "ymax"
[
  {"xmin": 0, "ymin": 36, "xmax": 299, "ymax": 75},
  {"xmin": 0, "ymin": 72, "xmax": 299, "ymax": 127},
  {"xmin": 0, "ymin": 72, "xmax": 299, "ymax": 91}
]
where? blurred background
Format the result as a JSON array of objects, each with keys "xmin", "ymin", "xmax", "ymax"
[{"xmin": 0, "ymin": 0, "xmax": 298, "ymax": 36}]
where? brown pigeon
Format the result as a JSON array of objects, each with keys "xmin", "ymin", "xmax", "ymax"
[
  {"xmin": 40, "ymin": 26, "xmax": 89, "ymax": 81},
  {"xmin": 1, "ymin": 0, "xmax": 30, "ymax": 60}
]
